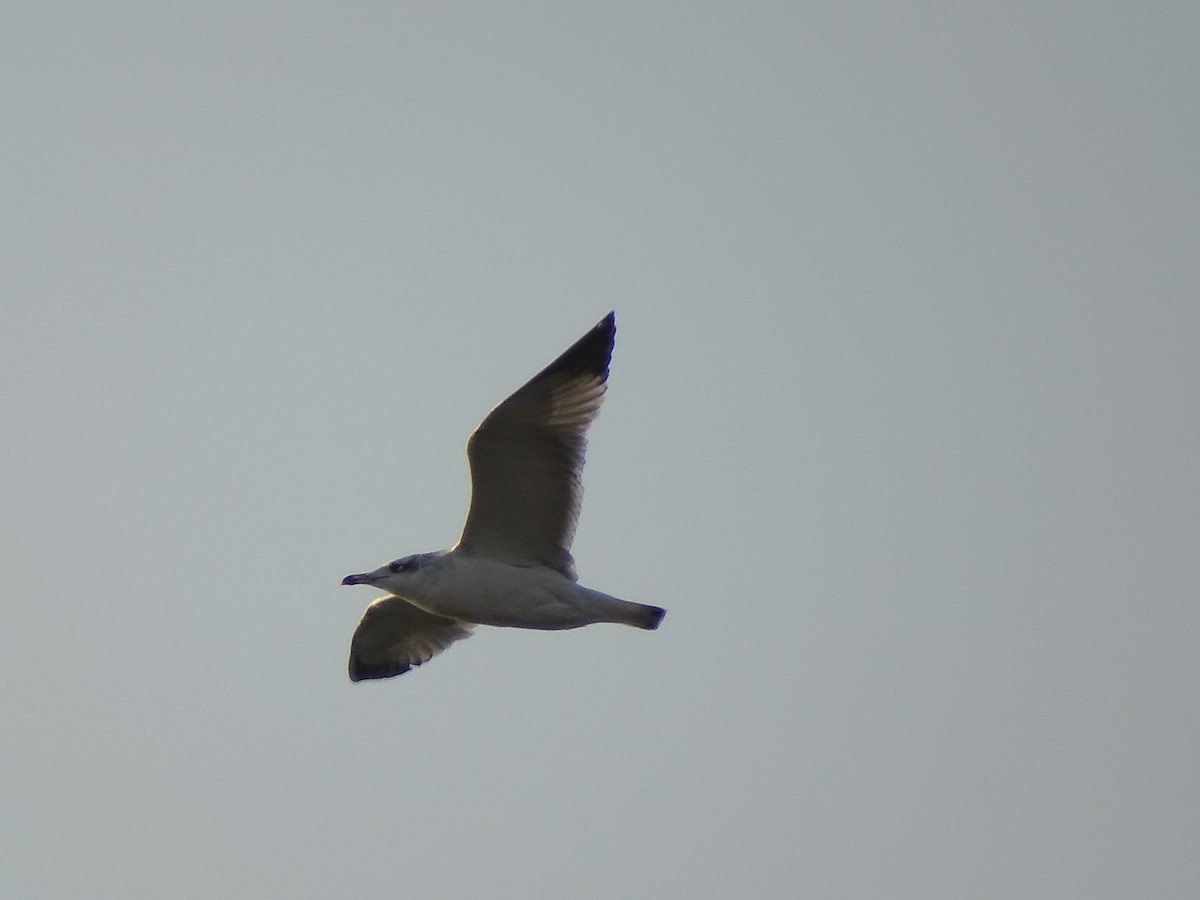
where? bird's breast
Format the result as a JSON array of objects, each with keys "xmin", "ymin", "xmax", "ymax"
[{"xmin": 402, "ymin": 556, "xmax": 584, "ymax": 628}]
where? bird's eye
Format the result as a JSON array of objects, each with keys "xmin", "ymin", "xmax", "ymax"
[{"xmin": 389, "ymin": 559, "xmax": 411, "ymax": 574}]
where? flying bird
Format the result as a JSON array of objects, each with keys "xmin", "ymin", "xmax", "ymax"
[{"xmin": 342, "ymin": 312, "xmax": 664, "ymax": 681}]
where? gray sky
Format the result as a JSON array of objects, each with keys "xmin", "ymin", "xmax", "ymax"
[{"xmin": 3, "ymin": 4, "xmax": 1197, "ymax": 898}]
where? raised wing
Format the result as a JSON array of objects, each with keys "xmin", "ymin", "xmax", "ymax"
[
  {"xmin": 453, "ymin": 312, "xmax": 615, "ymax": 579},
  {"xmin": 348, "ymin": 596, "xmax": 475, "ymax": 681}
]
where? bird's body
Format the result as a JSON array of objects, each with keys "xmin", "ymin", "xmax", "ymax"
[
  {"xmin": 342, "ymin": 312, "xmax": 664, "ymax": 681},
  {"xmin": 353, "ymin": 552, "xmax": 661, "ymax": 631}
]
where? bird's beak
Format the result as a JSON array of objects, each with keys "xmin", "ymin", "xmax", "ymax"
[{"xmin": 342, "ymin": 573, "xmax": 374, "ymax": 586}]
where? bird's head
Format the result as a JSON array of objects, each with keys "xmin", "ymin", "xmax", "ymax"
[{"xmin": 342, "ymin": 554, "xmax": 425, "ymax": 589}]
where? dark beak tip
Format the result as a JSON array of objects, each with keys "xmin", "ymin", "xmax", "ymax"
[{"xmin": 341, "ymin": 574, "xmax": 362, "ymax": 586}]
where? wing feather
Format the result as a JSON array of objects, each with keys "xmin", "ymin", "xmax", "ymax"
[
  {"xmin": 454, "ymin": 312, "xmax": 615, "ymax": 578},
  {"xmin": 348, "ymin": 595, "xmax": 475, "ymax": 681}
]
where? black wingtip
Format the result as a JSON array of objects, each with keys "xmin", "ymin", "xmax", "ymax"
[
  {"xmin": 528, "ymin": 312, "xmax": 616, "ymax": 384},
  {"xmin": 465, "ymin": 314, "xmax": 618, "ymax": 400},
  {"xmin": 596, "ymin": 311, "xmax": 616, "ymax": 344},
  {"xmin": 349, "ymin": 657, "xmax": 413, "ymax": 682}
]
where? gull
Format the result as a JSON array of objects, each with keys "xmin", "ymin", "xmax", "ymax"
[{"xmin": 341, "ymin": 311, "xmax": 665, "ymax": 681}]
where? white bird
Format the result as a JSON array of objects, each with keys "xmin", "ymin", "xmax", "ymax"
[{"xmin": 342, "ymin": 312, "xmax": 664, "ymax": 681}]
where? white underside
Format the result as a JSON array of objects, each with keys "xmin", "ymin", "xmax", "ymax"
[{"xmin": 385, "ymin": 554, "xmax": 638, "ymax": 630}]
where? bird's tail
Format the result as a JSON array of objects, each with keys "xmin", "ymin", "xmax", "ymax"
[
  {"xmin": 581, "ymin": 588, "xmax": 666, "ymax": 630},
  {"xmin": 631, "ymin": 602, "xmax": 666, "ymax": 630}
]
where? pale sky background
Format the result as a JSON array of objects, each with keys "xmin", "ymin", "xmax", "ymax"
[{"xmin": 3, "ymin": 4, "xmax": 1198, "ymax": 898}]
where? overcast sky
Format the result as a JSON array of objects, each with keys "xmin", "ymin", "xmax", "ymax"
[{"xmin": 3, "ymin": 4, "xmax": 1198, "ymax": 898}]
